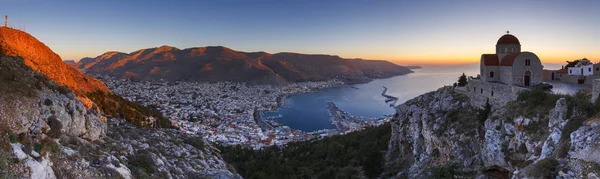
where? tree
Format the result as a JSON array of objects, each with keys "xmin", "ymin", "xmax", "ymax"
[
  {"xmin": 565, "ymin": 58, "xmax": 588, "ymax": 69},
  {"xmin": 477, "ymin": 99, "xmax": 492, "ymax": 124},
  {"xmin": 457, "ymin": 73, "xmax": 468, "ymax": 86}
]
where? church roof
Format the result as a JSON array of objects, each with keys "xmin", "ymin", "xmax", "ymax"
[
  {"xmin": 482, "ymin": 54, "xmax": 499, "ymax": 66},
  {"xmin": 577, "ymin": 60, "xmax": 591, "ymax": 66},
  {"xmin": 497, "ymin": 34, "xmax": 520, "ymax": 45},
  {"xmin": 500, "ymin": 53, "xmax": 521, "ymax": 66}
]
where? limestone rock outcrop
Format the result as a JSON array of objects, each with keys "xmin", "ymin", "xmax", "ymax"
[
  {"xmin": 0, "ymin": 55, "xmax": 107, "ymax": 141},
  {"xmin": 0, "ymin": 55, "xmax": 239, "ymax": 178},
  {"xmin": 385, "ymin": 87, "xmax": 600, "ymax": 178}
]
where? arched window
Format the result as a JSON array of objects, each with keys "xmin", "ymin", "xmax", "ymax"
[
  {"xmin": 481, "ymin": 89, "xmax": 483, "ymax": 94},
  {"xmin": 490, "ymin": 71, "xmax": 494, "ymax": 78},
  {"xmin": 491, "ymin": 91, "xmax": 494, "ymax": 96}
]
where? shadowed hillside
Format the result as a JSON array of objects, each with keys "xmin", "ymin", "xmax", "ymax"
[{"xmin": 72, "ymin": 46, "xmax": 413, "ymax": 84}]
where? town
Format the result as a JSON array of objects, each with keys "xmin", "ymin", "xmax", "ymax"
[{"xmin": 94, "ymin": 75, "xmax": 390, "ymax": 149}]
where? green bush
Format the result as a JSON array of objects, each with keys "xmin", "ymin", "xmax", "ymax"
[
  {"xmin": 514, "ymin": 88, "xmax": 598, "ymax": 119},
  {"xmin": 427, "ymin": 161, "xmax": 471, "ymax": 179},
  {"xmin": 33, "ymin": 143, "xmax": 42, "ymax": 154},
  {"xmin": 529, "ymin": 158, "xmax": 558, "ymax": 178},
  {"xmin": 47, "ymin": 116, "xmax": 63, "ymax": 138},
  {"xmin": 8, "ymin": 132, "xmax": 17, "ymax": 143},
  {"xmin": 44, "ymin": 99, "xmax": 53, "ymax": 106},
  {"xmin": 561, "ymin": 116, "xmax": 586, "ymax": 140},
  {"xmin": 183, "ymin": 136, "xmax": 205, "ymax": 151},
  {"xmin": 518, "ymin": 144, "xmax": 528, "ymax": 154},
  {"xmin": 86, "ymin": 91, "xmax": 173, "ymax": 128},
  {"xmin": 219, "ymin": 123, "xmax": 392, "ymax": 179},
  {"xmin": 514, "ymin": 86, "xmax": 563, "ymax": 118},
  {"xmin": 128, "ymin": 151, "xmax": 158, "ymax": 175}
]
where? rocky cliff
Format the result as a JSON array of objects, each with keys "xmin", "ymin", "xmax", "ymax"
[
  {"xmin": 0, "ymin": 55, "xmax": 240, "ymax": 178},
  {"xmin": 71, "ymin": 46, "xmax": 412, "ymax": 84},
  {"xmin": 385, "ymin": 87, "xmax": 600, "ymax": 178}
]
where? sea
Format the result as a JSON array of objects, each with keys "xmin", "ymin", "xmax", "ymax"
[{"xmin": 263, "ymin": 64, "xmax": 482, "ymax": 132}]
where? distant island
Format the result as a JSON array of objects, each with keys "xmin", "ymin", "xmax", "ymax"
[
  {"xmin": 406, "ymin": 65, "xmax": 422, "ymax": 69},
  {"xmin": 68, "ymin": 46, "xmax": 413, "ymax": 84}
]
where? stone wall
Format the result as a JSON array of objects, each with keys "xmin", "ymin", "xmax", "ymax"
[
  {"xmin": 510, "ymin": 52, "xmax": 543, "ymax": 87},
  {"xmin": 584, "ymin": 76, "xmax": 600, "ymax": 85},
  {"xmin": 500, "ymin": 66, "xmax": 513, "ymax": 85},
  {"xmin": 561, "ymin": 75, "xmax": 584, "ymax": 84},
  {"xmin": 459, "ymin": 78, "xmax": 528, "ymax": 108},
  {"xmin": 591, "ymin": 79, "xmax": 600, "ymax": 103},
  {"xmin": 543, "ymin": 70, "xmax": 555, "ymax": 81}
]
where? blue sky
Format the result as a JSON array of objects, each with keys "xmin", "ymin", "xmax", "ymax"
[{"xmin": 1, "ymin": 0, "xmax": 598, "ymax": 64}]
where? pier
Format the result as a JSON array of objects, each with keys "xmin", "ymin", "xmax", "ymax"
[
  {"xmin": 253, "ymin": 109, "xmax": 275, "ymax": 132},
  {"xmin": 382, "ymin": 86, "xmax": 399, "ymax": 107}
]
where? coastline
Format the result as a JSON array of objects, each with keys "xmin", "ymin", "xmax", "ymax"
[{"xmin": 256, "ymin": 72, "xmax": 413, "ymax": 131}]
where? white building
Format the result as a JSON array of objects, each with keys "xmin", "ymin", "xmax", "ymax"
[{"xmin": 568, "ymin": 59, "xmax": 594, "ymax": 76}]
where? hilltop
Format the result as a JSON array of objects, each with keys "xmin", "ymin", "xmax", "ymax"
[
  {"xmin": 0, "ymin": 27, "xmax": 110, "ymax": 96},
  {"xmin": 71, "ymin": 46, "xmax": 413, "ymax": 84}
]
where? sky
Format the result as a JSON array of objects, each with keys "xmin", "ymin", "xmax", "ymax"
[{"xmin": 1, "ymin": 0, "xmax": 598, "ymax": 65}]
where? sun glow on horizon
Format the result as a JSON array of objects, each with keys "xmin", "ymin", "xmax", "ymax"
[{"xmin": 4, "ymin": 0, "xmax": 595, "ymax": 66}]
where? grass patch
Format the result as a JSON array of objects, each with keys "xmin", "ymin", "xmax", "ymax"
[{"xmin": 512, "ymin": 87, "xmax": 598, "ymax": 119}]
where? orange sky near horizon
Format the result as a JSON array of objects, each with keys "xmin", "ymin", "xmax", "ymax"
[
  {"xmin": 382, "ymin": 54, "xmax": 600, "ymax": 66},
  {"xmin": 59, "ymin": 46, "xmax": 598, "ymax": 67},
  {"xmin": 6, "ymin": 0, "xmax": 597, "ymax": 67}
]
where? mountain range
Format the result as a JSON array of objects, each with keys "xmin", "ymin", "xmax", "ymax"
[{"xmin": 69, "ymin": 46, "xmax": 413, "ymax": 84}]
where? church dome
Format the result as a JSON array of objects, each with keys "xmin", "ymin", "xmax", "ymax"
[{"xmin": 497, "ymin": 34, "xmax": 520, "ymax": 45}]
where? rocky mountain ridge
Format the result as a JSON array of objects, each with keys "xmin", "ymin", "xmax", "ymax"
[
  {"xmin": 71, "ymin": 46, "xmax": 413, "ymax": 84},
  {"xmin": 0, "ymin": 55, "xmax": 240, "ymax": 178}
]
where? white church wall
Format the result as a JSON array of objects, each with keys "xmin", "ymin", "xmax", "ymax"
[
  {"xmin": 583, "ymin": 64, "xmax": 593, "ymax": 76},
  {"xmin": 569, "ymin": 67, "xmax": 582, "ymax": 75}
]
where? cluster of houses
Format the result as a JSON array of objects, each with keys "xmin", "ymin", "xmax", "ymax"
[{"xmin": 544, "ymin": 58, "xmax": 598, "ymax": 85}]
